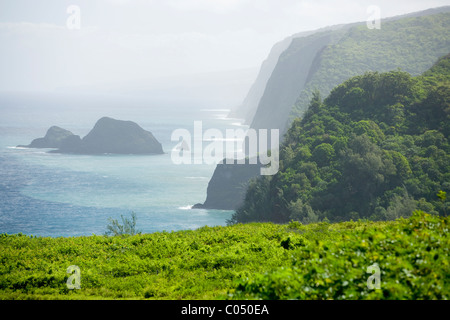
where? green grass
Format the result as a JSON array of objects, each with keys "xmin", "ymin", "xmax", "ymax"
[{"xmin": 0, "ymin": 211, "xmax": 448, "ymax": 300}]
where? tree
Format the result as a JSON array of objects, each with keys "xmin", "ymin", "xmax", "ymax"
[
  {"xmin": 288, "ymin": 199, "xmax": 318, "ymax": 224},
  {"xmin": 312, "ymin": 143, "xmax": 335, "ymax": 167},
  {"xmin": 303, "ymin": 90, "xmax": 323, "ymax": 121},
  {"xmin": 105, "ymin": 212, "xmax": 141, "ymax": 236},
  {"xmin": 437, "ymin": 190, "xmax": 448, "ymax": 216}
]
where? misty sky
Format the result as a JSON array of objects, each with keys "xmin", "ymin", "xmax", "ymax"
[{"xmin": 1, "ymin": 0, "xmax": 449, "ymax": 91}]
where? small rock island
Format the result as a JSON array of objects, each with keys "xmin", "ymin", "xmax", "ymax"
[
  {"xmin": 18, "ymin": 126, "xmax": 75, "ymax": 149},
  {"xmin": 18, "ymin": 117, "xmax": 164, "ymax": 155}
]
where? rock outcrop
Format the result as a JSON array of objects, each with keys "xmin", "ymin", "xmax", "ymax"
[
  {"xmin": 18, "ymin": 126, "xmax": 75, "ymax": 148},
  {"xmin": 192, "ymin": 159, "xmax": 263, "ymax": 210},
  {"xmin": 21, "ymin": 117, "xmax": 164, "ymax": 155},
  {"xmin": 60, "ymin": 117, "xmax": 163, "ymax": 154}
]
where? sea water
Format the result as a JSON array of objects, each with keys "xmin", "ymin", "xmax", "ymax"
[{"xmin": 0, "ymin": 91, "xmax": 245, "ymax": 237}]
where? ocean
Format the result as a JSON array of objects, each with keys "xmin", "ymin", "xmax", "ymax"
[{"xmin": 0, "ymin": 91, "xmax": 245, "ymax": 237}]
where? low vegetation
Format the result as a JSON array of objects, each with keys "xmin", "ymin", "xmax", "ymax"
[{"xmin": 0, "ymin": 211, "xmax": 447, "ymax": 300}]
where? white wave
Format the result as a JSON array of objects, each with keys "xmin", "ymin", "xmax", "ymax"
[
  {"xmin": 184, "ymin": 176, "xmax": 208, "ymax": 180},
  {"xmin": 200, "ymin": 108, "xmax": 231, "ymax": 112},
  {"xmin": 213, "ymin": 115, "xmax": 230, "ymax": 120},
  {"xmin": 178, "ymin": 205, "xmax": 193, "ymax": 210}
]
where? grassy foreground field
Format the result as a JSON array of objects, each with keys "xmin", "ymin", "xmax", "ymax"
[{"xmin": 0, "ymin": 211, "xmax": 448, "ymax": 300}]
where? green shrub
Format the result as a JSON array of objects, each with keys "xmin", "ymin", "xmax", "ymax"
[{"xmin": 0, "ymin": 212, "xmax": 447, "ymax": 300}]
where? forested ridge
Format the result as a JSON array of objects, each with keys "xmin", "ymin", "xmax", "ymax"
[
  {"xmin": 231, "ymin": 53, "xmax": 450, "ymax": 224},
  {"xmin": 199, "ymin": 9, "xmax": 450, "ymax": 211},
  {"xmin": 290, "ymin": 11, "xmax": 450, "ymax": 123}
]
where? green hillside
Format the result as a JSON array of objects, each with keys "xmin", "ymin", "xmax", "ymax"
[
  {"xmin": 199, "ymin": 9, "xmax": 450, "ymax": 212},
  {"xmin": 231, "ymin": 53, "xmax": 449, "ymax": 225},
  {"xmin": 290, "ymin": 12, "xmax": 450, "ymax": 126},
  {"xmin": 0, "ymin": 212, "xmax": 448, "ymax": 300}
]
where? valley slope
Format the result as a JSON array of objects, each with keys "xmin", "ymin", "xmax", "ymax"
[{"xmin": 199, "ymin": 7, "xmax": 450, "ymax": 210}]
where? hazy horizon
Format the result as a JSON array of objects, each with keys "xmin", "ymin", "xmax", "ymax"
[{"xmin": 1, "ymin": 0, "xmax": 450, "ymax": 96}]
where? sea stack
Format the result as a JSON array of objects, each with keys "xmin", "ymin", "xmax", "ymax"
[
  {"xmin": 21, "ymin": 117, "xmax": 164, "ymax": 155},
  {"xmin": 58, "ymin": 117, "xmax": 164, "ymax": 154}
]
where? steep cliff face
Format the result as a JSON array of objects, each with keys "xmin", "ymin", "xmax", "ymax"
[
  {"xmin": 253, "ymin": 9, "xmax": 450, "ymax": 134},
  {"xmin": 229, "ymin": 25, "xmax": 357, "ymax": 126},
  {"xmin": 193, "ymin": 160, "xmax": 263, "ymax": 210},
  {"xmin": 249, "ymin": 30, "xmax": 340, "ymax": 133},
  {"xmin": 228, "ymin": 36, "xmax": 294, "ymax": 124},
  {"xmin": 290, "ymin": 10, "xmax": 450, "ymax": 122},
  {"xmin": 197, "ymin": 7, "xmax": 450, "ymax": 210}
]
